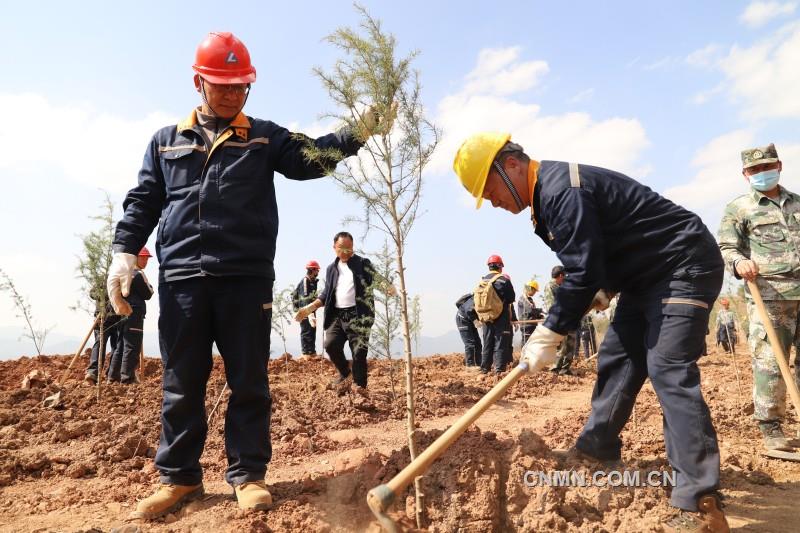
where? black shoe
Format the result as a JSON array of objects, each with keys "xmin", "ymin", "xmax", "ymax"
[{"xmin": 759, "ymin": 421, "xmax": 793, "ymax": 452}]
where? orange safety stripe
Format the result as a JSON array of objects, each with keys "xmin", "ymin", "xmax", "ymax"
[{"xmin": 661, "ymin": 298, "xmax": 709, "ymax": 309}]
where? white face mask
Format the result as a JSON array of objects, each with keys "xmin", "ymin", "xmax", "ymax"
[{"xmin": 749, "ymin": 169, "xmax": 780, "ymax": 191}]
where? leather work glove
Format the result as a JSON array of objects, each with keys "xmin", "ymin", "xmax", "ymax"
[
  {"xmin": 107, "ymin": 253, "xmax": 136, "ymax": 316},
  {"xmin": 294, "ymin": 304, "xmax": 316, "ymax": 323},
  {"xmin": 588, "ymin": 289, "xmax": 614, "ymax": 312},
  {"xmin": 473, "ymin": 320, "xmax": 484, "ymax": 330},
  {"xmin": 519, "ymin": 326, "xmax": 564, "ymax": 372}
]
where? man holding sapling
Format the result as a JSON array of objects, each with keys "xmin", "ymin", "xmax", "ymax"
[{"xmin": 106, "ymin": 32, "xmax": 387, "ymax": 520}]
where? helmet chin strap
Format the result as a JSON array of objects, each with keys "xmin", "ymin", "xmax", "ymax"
[
  {"xmin": 492, "ymin": 161, "xmax": 526, "ymax": 211},
  {"xmin": 200, "ymin": 79, "xmax": 250, "ymax": 120}
]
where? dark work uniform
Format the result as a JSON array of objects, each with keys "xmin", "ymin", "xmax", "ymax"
[
  {"xmin": 108, "ymin": 270, "xmax": 154, "ymax": 382},
  {"xmin": 455, "ymin": 293, "xmax": 482, "ymax": 366},
  {"xmin": 575, "ymin": 314, "xmax": 597, "ymax": 359},
  {"xmin": 86, "ymin": 298, "xmax": 122, "ymax": 381},
  {"xmin": 517, "ymin": 294, "xmax": 543, "ymax": 344},
  {"xmin": 480, "ymin": 272, "xmax": 516, "ymax": 374},
  {"xmin": 319, "ymin": 255, "xmax": 375, "ymax": 388},
  {"xmin": 532, "ymin": 160, "xmax": 723, "ymax": 511},
  {"xmin": 112, "ymin": 108, "xmax": 362, "ymax": 487},
  {"xmin": 292, "ymin": 276, "xmax": 319, "ymax": 355}
]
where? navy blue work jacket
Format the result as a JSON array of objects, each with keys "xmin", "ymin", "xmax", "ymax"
[
  {"xmin": 533, "ymin": 161, "xmax": 716, "ymax": 334},
  {"xmin": 113, "ymin": 110, "xmax": 362, "ymax": 282}
]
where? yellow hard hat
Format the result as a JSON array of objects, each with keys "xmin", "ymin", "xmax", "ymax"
[
  {"xmin": 453, "ymin": 132, "xmax": 511, "ymax": 208},
  {"xmin": 526, "ymin": 279, "xmax": 539, "ymax": 291}
]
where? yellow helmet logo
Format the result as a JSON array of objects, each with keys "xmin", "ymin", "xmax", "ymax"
[{"xmin": 453, "ymin": 132, "xmax": 511, "ymax": 208}]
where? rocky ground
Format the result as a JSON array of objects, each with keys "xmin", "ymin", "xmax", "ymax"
[{"xmin": 0, "ymin": 342, "xmax": 798, "ymax": 532}]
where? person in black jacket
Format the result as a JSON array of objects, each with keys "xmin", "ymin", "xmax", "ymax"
[
  {"xmin": 105, "ymin": 32, "xmax": 389, "ymax": 519},
  {"xmin": 84, "ymin": 297, "xmax": 122, "ymax": 385},
  {"xmin": 108, "ymin": 247, "xmax": 154, "ymax": 384},
  {"xmin": 453, "ymin": 132, "xmax": 728, "ymax": 531},
  {"xmin": 479, "ymin": 255, "xmax": 517, "ymax": 375},
  {"xmin": 455, "ymin": 293, "xmax": 482, "ymax": 367},
  {"xmin": 292, "ymin": 260, "xmax": 320, "ymax": 356},
  {"xmin": 295, "ymin": 232, "xmax": 387, "ymax": 390}
]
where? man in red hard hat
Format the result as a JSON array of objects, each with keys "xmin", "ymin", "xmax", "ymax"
[
  {"xmin": 292, "ymin": 260, "xmax": 321, "ymax": 356},
  {"xmin": 475, "ymin": 255, "xmax": 516, "ymax": 375},
  {"xmin": 107, "ymin": 32, "xmax": 388, "ymax": 519}
]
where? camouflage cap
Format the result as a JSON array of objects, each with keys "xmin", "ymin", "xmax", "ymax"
[{"xmin": 741, "ymin": 143, "xmax": 779, "ymax": 169}]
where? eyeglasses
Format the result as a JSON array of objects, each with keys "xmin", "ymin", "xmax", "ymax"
[{"xmin": 204, "ymin": 81, "xmax": 251, "ymax": 96}]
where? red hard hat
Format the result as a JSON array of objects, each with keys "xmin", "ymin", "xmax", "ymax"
[
  {"xmin": 487, "ymin": 254, "xmax": 504, "ymax": 267},
  {"xmin": 193, "ymin": 32, "xmax": 256, "ymax": 84},
  {"xmin": 306, "ymin": 260, "xmax": 320, "ymax": 270},
  {"xmin": 138, "ymin": 247, "xmax": 152, "ymax": 258}
]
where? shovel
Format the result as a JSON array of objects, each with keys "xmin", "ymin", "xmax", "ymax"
[
  {"xmin": 747, "ymin": 280, "xmax": 800, "ymax": 462},
  {"xmin": 43, "ymin": 317, "xmax": 100, "ymax": 408},
  {"xmin": 367, "ymin": 363, "xmax": 528, "ymax": 532}
]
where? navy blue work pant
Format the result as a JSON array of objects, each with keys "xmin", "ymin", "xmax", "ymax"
[
  {"xmin": 456, "ymin": 313, "xmax": 482, "ymax": 366},
  {"xmin": 108, "ymin": 309, "xmax": 144, "ymax": 381},
  {"xmin": 576, "ymin": 258, "xmax": 723, "ymax": 511},
  {"xmin": 299, "ymin": 317, "xmax": 316, "ymax": 355},
  {"xmin": 481, "ymin": 314, "xmax": 512, "ymax": 373},
  {"xmin": 86, "ymin": 314, "xmax": 122, "ymax": 378},
  {"xmin": 323, "ymin": 307, "xmax": 371, "ymax": 388},
  {"xmin": 155, "ymin": 276, "xmax": 273, "ymax": 486}
]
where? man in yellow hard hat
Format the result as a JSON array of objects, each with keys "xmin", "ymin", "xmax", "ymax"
[
  {"xmin": 517, "ymin": 279, "xmax": 543, "ymax": 345},
  {"xmin": 453, "ymin": 133, "xmax": 729, "ymax": 533}
]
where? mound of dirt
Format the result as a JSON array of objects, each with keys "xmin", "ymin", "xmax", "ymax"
[{"xmin": 0, "ymin": 346, "xmax": 799, "ymax": 532}]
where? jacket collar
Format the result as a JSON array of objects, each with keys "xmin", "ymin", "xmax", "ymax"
[{"xmin": 177, "ymin": 109, "xmax": 251, "ymax": 140}]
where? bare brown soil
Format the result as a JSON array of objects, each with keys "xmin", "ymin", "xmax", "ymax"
[{"xmin": 0, "ymin": 343, "xmax": 798, "ymax": 532}]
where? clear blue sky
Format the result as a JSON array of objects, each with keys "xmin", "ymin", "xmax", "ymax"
[{"xmin": 2, "ymin": 1, "xmax": 799, "ymax": 357}]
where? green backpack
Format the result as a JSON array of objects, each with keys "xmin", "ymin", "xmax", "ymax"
[{"xmin": 473, "ymin": 273, "xmax": 505, "ymax": 322}]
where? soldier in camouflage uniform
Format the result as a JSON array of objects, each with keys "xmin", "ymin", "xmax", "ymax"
[
  {"xmin": 714, "ymin": 298, "xmax": 738, "ymax": 353},
  {"xmin": 718, "ymin": 143, "xmax": 800, "ymax": 452},
  {"xmin": 544, "ymin": 265, "xmax": 577, "ymax": 375}
]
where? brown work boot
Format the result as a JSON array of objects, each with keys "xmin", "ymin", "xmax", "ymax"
[
  {"xmin": 234, "ymin": 480, "xmax": 273, "ymax": 510},
  {"xmin": 759, "ymin": 421, "xmax": 793, "ymax": 452},
  {"xmin": 663, "ymin": 493, "xmax": 729, "ymax": 533},
  {"xmin": 129, "ymin": 483, "xmax": 204, "ymax": 520}
]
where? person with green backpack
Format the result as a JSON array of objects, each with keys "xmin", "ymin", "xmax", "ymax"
[{"xmin": 474, "ymin": 255, "xmax": 517, "ymax": 375}]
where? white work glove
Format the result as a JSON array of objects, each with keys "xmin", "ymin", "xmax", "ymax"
[
  {"xmin": 107, "ymin": 253, "xmax": 136, "ymax": 316},
  {"xmin": 519, "ymin": 326, "xmax": 564, "ymax": 373},
  {"xmin": 294, "ymin": 304, "xmax": 316, "ymax": 322},
  {"xmin": 309, "ymin": 313, "xmax": 317, "ymax": 328}
]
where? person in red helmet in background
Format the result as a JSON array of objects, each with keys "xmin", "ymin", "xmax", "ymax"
[
  {"xmin": 106, "ymin": 32, "xmax": 388, "ymax": 519},
  {"xmin": 107, "ymin": 247, "xmax": 154, "ymax": 384},
  {"xmin": 292, "ymin": 260, "xmax": 321, "ymax": 356},
  {"xmin": 475, "ymin": 255, "xmax": 517, "ymax": 375}
]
